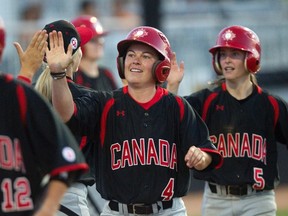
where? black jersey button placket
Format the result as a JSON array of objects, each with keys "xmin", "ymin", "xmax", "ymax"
[{"xmin": 143, "ymin": 112, "xmax": 149, "ymax": 128}]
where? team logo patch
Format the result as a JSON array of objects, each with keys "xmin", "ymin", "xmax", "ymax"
[
  {"xmin": 222, "ymin": 30, "xmax": 236, "ymax": 41},
  {"xmin": 132, "ymin": 28, "xmax": 148, "ymax": 39},
  {"xmin": 62, "ymin": 147, "xmax": 76, "ymax": 162},
  {"xmin": 70, "ymin": 37, "xmax": 78, "ymax": 50}
]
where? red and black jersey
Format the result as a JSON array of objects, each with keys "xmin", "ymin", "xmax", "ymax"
[
  {"xmin": 74, "ymin": 67, "xmax": 118, "ymax": 91},
  {"xmin": 66, "ymin": 85, "xmax": 222, "ymax": 204},
  {"xmin": 0, "ymin": 74, "xmax": 88, "ymax": 216},
  {"xmin": 185, "ymin": 82, "xmax": 288, "ymax": 190}
]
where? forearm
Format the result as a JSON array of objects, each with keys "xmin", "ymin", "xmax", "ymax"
[
  {"xmin": 33, "ymin": 180, "xmax": 67, "ymax": 216},
  {"xmin": 52, "ymin": 77, "xmax": 74, "ymax": 122}
]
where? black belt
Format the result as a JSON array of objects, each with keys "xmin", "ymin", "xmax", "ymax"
[
  {"xmin": 208, "ymin": 182, "xmax": 262, "ymax": 196},
  {"xmin": 59, "ymin": 205, "xmax": 79, "ymax": 216},
  {"xmin": 109, "ymin": 200, "xmax": 173, "ymax": 215}
]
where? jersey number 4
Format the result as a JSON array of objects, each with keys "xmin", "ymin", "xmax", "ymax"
[{"xmin": 161, "ymin": 178, "xmax": 175, "ymax": 201}]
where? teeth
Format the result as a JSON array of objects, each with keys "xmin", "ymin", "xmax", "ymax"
[
  {"xmin": 131, "ymin": 69, "xmax": 141, "ymax": 72},
  {"xmin": 225, "ymin": 67, "xmax": 233, "ymax": 71}
]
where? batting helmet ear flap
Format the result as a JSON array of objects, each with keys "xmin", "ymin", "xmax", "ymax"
[
  {"xmin": 152, "ymin": 59, "xmax": 171, "ymax": 83},
  {"xmin": 246, "ymin": 52, "xmax": 261, "ymax": 74},
  {"xmin": 212, "ymin": 51, "xmax": 222, "ymax": 75},
  {"xmin": 117, "ymin": 56, "xmax": 125, "ymax": 79}
]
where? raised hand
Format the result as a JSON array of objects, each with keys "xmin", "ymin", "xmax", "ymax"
[
  {"xmin": 46, "ymin": 31, "xmax": 73, "ymax": 73},
  {"xmin": 14, "ymin": 30, "xmax": 48, "ymax": 81},
  {"xmin": 166, "ymin": 52, "xmax": 184, "ymax": 94}
]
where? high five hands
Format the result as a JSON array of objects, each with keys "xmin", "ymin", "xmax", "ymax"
[{"xmin": 45, "ymin": 31, "xmax": 73, "ymax": 73}]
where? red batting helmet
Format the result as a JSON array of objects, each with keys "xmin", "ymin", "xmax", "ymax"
[
  {"xmin": 117, "ymin": 26, "xmax": 172, "ymax": 83},
  {"xmin": 0, "ymin": 17, "xmax": 6, "ymax": 62},
  {"xmin": 209, "ymin": 25, "xmax": 261, "ymax": 75},
  {"xmin": 71, "ymin": 15, "xmax": 107, "ymax": 39}
]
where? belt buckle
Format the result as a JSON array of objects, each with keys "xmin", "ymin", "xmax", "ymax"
[
  {"xmin": 132, "ymin": 204, "xmax": 144, "ymax": 215},
  {"xmin": 226, "ymin": 185, "xmax": 234, "ymax": 195},
  {"xmin": 227, "ymin": 185, "xmax": 247, "ymax": 196}
]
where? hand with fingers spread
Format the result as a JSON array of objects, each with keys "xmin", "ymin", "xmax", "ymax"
[
  {"xmin": 166, "ymin": 52, "xmax": 184, "ymax": 94},
  {"xmin": 185, "ymin": 146, "xmax": 212, "ymax": 170},
  {"xmin": 14, "ymin": 30, "xmax": 48, "ymax": 81},
  {"xmin": 46, "ymin": 31, "xmax": 73, "ymax": 73}
]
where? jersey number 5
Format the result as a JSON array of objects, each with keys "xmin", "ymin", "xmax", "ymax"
[{"xmin": 253, "ymin": 167, "xmax": 265, "ymax": 190}]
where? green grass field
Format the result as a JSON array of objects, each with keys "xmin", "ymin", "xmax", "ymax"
[{"xmin": 277, "ymin": 210, "xmax": 288, "ymax": 216}]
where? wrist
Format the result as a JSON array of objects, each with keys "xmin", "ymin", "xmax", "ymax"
[{"xmin": 50, "ymin": 70, "xmax": 67, "ymax": 80}]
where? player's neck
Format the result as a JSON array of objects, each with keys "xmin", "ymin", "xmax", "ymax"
[
  {"xmin": 225, "ymin": 78, "xmax": 253, "ymax": 100},
  {"xmin": 127, "ymin": 85, "xmax": 157, "ymax": 103}
]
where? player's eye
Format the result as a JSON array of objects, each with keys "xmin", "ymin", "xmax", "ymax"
[{"xmin": 126, "ymin": 52, "xmax": 135, "ymax": 58}]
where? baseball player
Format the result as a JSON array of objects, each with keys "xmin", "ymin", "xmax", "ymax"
[
  {"xmin": 18, "ymin": 20, "xmax": 99, "ymax": 216},
  {"xmin": 71, "ymin": 15, "xmax": 118, "ymax": 91},
  {"xmin": 47, "ymin": 25, "xmax": 223, "ymax": 216},
  {"xmin": 167, "ymin": 25, "xmax": 288, "ymax": 216},
  {"xmin": 0, "ymin": 18, "xmax": 89, "ymax": 216}
]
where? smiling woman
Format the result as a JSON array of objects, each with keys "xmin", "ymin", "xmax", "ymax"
[
  {"xmin": 123, "ymin": 43, "xmax": 159, "ymax": 91},
  {"xmin": 167, "ymin": 25, "xmax": 288, "ymax": 216},
  {"xmin": 48, "ymin": 25, "xmax": 222, "ymax": 216}
]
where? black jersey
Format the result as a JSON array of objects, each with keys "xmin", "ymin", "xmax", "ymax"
[
  {"xmin": 0, "ymin": 74, "xmax": 88, "ymax": 216},
  {"xmin": 74, "ymin": 67, "xmax": 118, "ymax": 91},
  {"xmin": 66, "ymin": 85, "xmax": 222, "ymax": 204},
  {"xmin": 67, "ymin": 77, "xmax": 96, "ymax": 185},
  {"xmin": 185, "ymin": 83, "xmax": 288, "ymax": 190}
]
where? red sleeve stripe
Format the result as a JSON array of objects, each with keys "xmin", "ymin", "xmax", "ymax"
[
  {"xmin": 100, "ymin": 98, "xmax": 115, "ymax": 147},
  {"xmin": 16, "ymin": 84, "xmax": 27, "ymax": 125},
  {"xmin": 202, "ymin": 93, "xmax": 218, "ymax": 122},
  {"xmin": 50, "ymin": 163, "xmax": 89, "ymax": 177},
  {"xmin": 175, "ymin": 96, "xmax": 184, "ymax": 121},
  {"xmin": 268, "ymin": 96, "xmax": 279, "ymax": 128}
]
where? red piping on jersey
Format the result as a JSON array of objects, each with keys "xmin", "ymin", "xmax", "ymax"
[
  {"xmin": 221, "ymin": 82, "xmax": 226, "ymax": 91},
  {"xmin": 79, "ymin": 136, "xmax": 87, "ymax": 150},
  {"xmin": 123, "ymin": 85, "xmax": 128, "ymax": 94},
  {"xmin": 202, "ymin": 93, "xmax": 218, "ymax": 122},
  {"xmin": 200, "ymin": 148, "xmax": 223, "ymax": 169},
  {"xmin": 123, "ymin": 86, "xmax": 168, "ymax": 110},
  {"xmin": 17, "ymin": 75, "xmax": 31, "ymax": 84},
  {"xmin": 16, "ymin": 84, "xmax": 27, "ymax": 125},
  {"xmin": 5, "ymin": 74, "xmax": 14, "ymax": 82},
  {"xmin": 50, "ymin": 163, "xmax": 89, "ymax": 177},
  {"xmin": 175, "ymin": 96, "xmax": 184, "ymax": 121},
  {"xmin": 255, "ymin": 85, "xmax": 262, "ymax": 94},
  {"xmin": 75, "ymin": 72, "xmax": 85, "ymax": 86},
  {"xmin": 73, "ymin": 103, "xmax": 78, "ymax": 116},
  {"xmin": 268, "ymin": 96, "xmax": 279, "ymax": 128},
  {"xmin": 66, "ymin": 77, "xmax": 74, "ymax": 83},
  {"xmin": 100, "ymin": 98, "xmax": 115, "ymax": 147}
]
